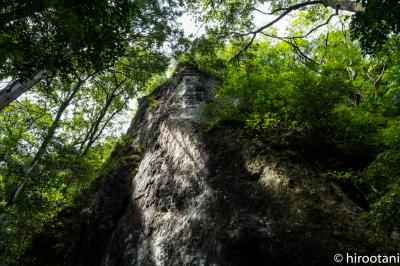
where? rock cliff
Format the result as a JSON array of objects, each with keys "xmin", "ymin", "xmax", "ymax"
[{"xmin": 29, "ymin": 62, "xmax": 373, "ymax": 265}]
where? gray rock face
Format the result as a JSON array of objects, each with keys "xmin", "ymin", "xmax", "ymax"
[{"xmin": 77, "ymin": 62, "xmax": 372, "ymax": 266}]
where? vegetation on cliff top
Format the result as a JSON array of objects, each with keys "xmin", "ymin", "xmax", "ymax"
[{"xmin": 0, "ymin": 0, "xmax": 400, "ymax": 264}]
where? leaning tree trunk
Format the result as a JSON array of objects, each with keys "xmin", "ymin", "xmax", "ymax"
[
  {"xmin": 9, "ymin": 78, "xmax": 83, "ymax": 204},
  {"xmin": 324, "ymin": 0, "xmax": 365, "ymax": 13},
  {"xmin": 0, "ymin": 71, "xmax": 46, "ymax": 111}
]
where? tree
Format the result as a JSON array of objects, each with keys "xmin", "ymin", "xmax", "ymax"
[
  {"xmin": 0, "ymin": 40, "xmax": 170, "ymax": 262},
  {"xmin": 188, "ymin": 7, "xmax": 400, "ymax": 249},
  {"xmin": 351, "ymin": 0, "xmax": 400, "ymax": 53},
  {"xmin": 9, "ymin": 74, "xmax": 89, "ymax": 205},
  {"xmin": 0, "ymin": 0, "xmax": 183, "ymax": 110},
  {"xmin": 187, "ymin": 0, "xmax": 399, "ymax": 57},
  {"xmin": 0, "ymin": 72, "xmax": 46, "ymax": 111}
]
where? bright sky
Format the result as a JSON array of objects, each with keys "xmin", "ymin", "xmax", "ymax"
[
  {"xmin": 178, "ymin": 3, "xmax": 345, "ymax": 40},
  {"xmin": 178, "ymin": 3, "xmax": 292, "ymax": 38}
]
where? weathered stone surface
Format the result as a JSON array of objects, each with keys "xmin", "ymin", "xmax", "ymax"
[{"xmin": 75, "ymin": 62, "xmax": 373, "ymax": 265}]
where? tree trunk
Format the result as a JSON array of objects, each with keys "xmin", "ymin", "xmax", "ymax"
[
  {"xmin": 10, "ymin": 78, "xmax": 83, "ymax": 203},
  {"xmin": 79, "ymin": 79, "xmax": 126, "ymax": 154},
  {"xmin": 79, "ymin": 93, "xmax": 117, "ymax": 154},
  {"xmin": 81, "ymin": 99, "xmax": 127, "ymax": 155},
  {"xmin": 0, "ymin": 71, "xmax": 46, "ymax": 111},
  {"xmin": 324, "ymin": 0, "xmax": 365, "ymax": 13}
]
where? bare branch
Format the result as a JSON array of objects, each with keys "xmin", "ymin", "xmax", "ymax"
[
  {"xmin": 319, "ymin": 30, "xmax": 330, "ymax": 64},
  {"xmin": 230, "ymin": 1, "xmax": 335, "ymax": 60},
  {"xmin": 280, "ymin": 10, "xmax": 338, "ymax": 40},
  {"xmin": 252, "ymin": 1, "xmax": 325, "ymax": 35},
  {"xmin": 252, "ymin": 7, "xmax": 271, "ymax": 16},
  {"xmin": 231, "ymin": 33, "xmax": 257, "ymax": 61},
  {"xmin": 374, "ymin": 61, "xmax": 387, "ymax": 87},
  {"xmin": 263, "ymin": 32, "xmax": 320, "ymax": 67},
  {"xmin": 367, "ymin": 60, "xmax": 387, "ymax": 87}
]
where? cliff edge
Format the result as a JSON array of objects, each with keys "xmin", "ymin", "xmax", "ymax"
[{"xmin": 27, "ymin": 62, "xmax": 373, "ymax": 265}]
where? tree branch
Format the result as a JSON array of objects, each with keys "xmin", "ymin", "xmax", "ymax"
[
  {"xmin": 230, "ymin": 1, "xmax": 341, "ymax": 60},
  {"xmin": 323, "ymin": 0, "xmax": 365, "ymax": 13},
  {"xmin": 279, "ymin": 10, "xmax": 338, "ymax": 40},
  {"xmin": 262, "ymin": 32, "xmax": 320, "ymax": 67}
]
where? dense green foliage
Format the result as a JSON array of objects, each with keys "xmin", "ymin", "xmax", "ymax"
[
  {"xmin": 188, "ymin": 0, "xmax": 400, "ymax": 54},
  {"xmin": 186, "ymin": 17, "xmax": 400, "ymax": 251},
  {"xmin": 0, "ymin": 67, "xmax": 153, "ymax": 264},
  {"xmin": 0, "ymin": 1, "xmax": 177, "ymax": 262},
  {"xmin": 0, "ymin": 0, "xmax": 181, "ymax": 78},
  {"xmin": 1, "ymin": 0, "xmax": 400, "ymax": 264},
  {"xmin": 351, "ymin": 0, "xmax": 400, "ymax": 53}
]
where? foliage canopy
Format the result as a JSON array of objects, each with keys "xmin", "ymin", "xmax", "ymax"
[{"xmin": 1, "ymin": 0, "xmax": 400, "ymax": 264}]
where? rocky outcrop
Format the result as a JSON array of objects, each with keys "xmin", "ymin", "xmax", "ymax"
[{"xmin": 72, "ymin": 62, "xmax": 372, "ymax": 265}]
